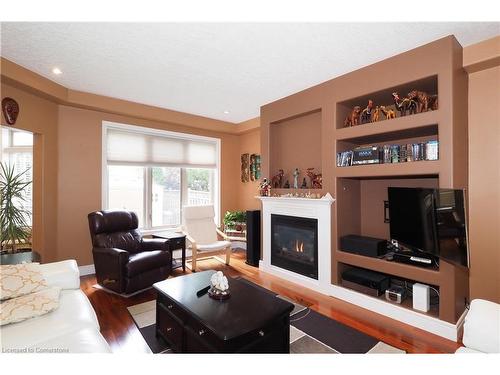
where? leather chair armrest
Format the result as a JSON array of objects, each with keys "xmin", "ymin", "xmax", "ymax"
[
  {"xmin": 92, "ymin": 247, "xmax": 130, "ymax": 292},
  {"xmin": 141, "ymin": 238, "xmax": 170, "ymax": 252}
]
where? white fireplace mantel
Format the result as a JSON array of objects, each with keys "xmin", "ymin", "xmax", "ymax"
[{"xmin": 257, "ymin": 195, "xmax": 334, "ymax": 294}]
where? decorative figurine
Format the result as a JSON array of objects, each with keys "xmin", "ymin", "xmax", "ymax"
[
  {"xmin": 407, "ymin": 98, "xmax": 418, "ymax": 115},
  {"xmin": 306, "ymin": 168, "xmax": 323, "ymax": 189},
  {"xmin": 241, "ymin": 153, "xmax": 250, "ymax": 182},
  {"xmin": 259, "ymin": 178, "xmax": 271, "ymax": 197},
  {"xmin": 344, "ymin": 106, "xmax": 361, "ymax": 127},
  {"xmin": 372, "ymin": 106, "xmax": 381, "ymax": 122},
  {"xmin": 271, "ymin": 169, "xmax": 285, "ymax": 188},
  {"xmin": 407, "ymin": 90, "xmax": 437, "ymax": 113},
  {"xmin": 392, "ymin": 92, "xmax": 409, "ymax": 117},
  {"xmin": 428, "ymin": 94, "xmax": 438, "ymax": 111},
  {"xmin": 360, "ymin": 100, "xmax": 374, "ymax": 124},
  {"xmin": 301, "ymin": 177, "xmax": 308, "ymax": 189},
  {"xmin": 293, "ymin": 168, "xmax": 300, "ymax": 189},
  {"xmin": 249, "ymin": 154, "xmax": 256, "ymax": 181},
  {"xmin": 253, "ymin": 154, "xmax": 262, "ymax": 180},
  {"xmin": 379, "ymin": 106, "xmax": 396, "ymax": 120},
  {"xmin": 1, "ymin": 97, "xmax": 20, "ymax": 125},
  {"xmin": 283, "ymin": 180, "xmax": 290, "ymax": 188}
]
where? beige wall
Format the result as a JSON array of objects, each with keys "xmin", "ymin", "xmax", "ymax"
[
  {"xmin": 237, "ymin": 128, "xmax": 261, "ymax": 211},
  {"xmin": 1, "ymin": 83, "xmax": 59, "ymax": 263},
  {"xmin": 1, "ymin": 78, "xmax": 243, "ymax": 266},
  {"xmin": 56, "ymin": 106, "xmax": 241, "ymax": 265},
  {"xmin": 467, "ymin": 66, "xmax": 500, "ymax": 303}
]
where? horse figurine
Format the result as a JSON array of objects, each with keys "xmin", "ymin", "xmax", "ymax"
[
  {"xmin": 271, "ymin": 169, "xmax": 285, "ymax": 188},
  {"xmin": 306, "ymin": 168, "xmax": 322, "ymax": 189}
]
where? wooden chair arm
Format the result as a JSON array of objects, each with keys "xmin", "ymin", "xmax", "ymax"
[
  {"xmin": 216, "ymin": 228, "xmax": 229, "ymax": 241},
  {"xmin": 182, "ymin": 229, "xmax": 198, "ymax": 250}
]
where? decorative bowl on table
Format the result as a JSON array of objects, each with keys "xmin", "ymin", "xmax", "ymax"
[{"xmin": 209, "ymin": 271, "xmax": 230, "ymax": 300}]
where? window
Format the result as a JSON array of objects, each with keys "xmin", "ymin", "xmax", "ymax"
[
  {"xmin": 0, "ymin": 127, "xmax": 33, "ymax": 226},
  {"xmin": 103, "ymin": 122, "xmax": 220, "ymax": 230}
]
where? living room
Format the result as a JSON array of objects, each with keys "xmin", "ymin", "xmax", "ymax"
[{"xmin": 1, "ymin": 2, "xmax": 499, "ymax": 374}]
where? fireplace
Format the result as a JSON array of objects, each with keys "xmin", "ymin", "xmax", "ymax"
[{"xmin": 271, "ymin": 214, "xmax": 318, "ymax": 279}]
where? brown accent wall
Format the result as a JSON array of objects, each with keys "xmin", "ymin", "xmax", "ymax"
[
  {"xmin": 0, "ymin": 84, "xmax": 59, "ymax": 262},
  {"xmin": 237, "ymin": 128, "xmax": 261, "ymax": 211},
  {"xmin": 55, "ymin": 106, "xmax": 241, "ymax": 265},
  {"xmin": 467, "ymin": 65, "xmax": 500, "ymax": 303}
]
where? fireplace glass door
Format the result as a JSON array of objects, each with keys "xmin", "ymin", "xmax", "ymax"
[{"xmin": 271, "ymin": 214, "xmax": 318, "ymax": 279}]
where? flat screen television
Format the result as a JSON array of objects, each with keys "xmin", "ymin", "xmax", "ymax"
[{"xmin": 388, "ymin": 187, "xmax": 469, "ymax": 268}]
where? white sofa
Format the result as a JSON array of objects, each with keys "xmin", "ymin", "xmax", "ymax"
[
  {"xmin": 0, "ymin": 260, "xmax": 111, "ymax": 353},
  {"xmin": 456, "ymin": 299, "xmax": 500, "ymax": 353}
]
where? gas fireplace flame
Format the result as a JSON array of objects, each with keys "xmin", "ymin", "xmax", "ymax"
[{"xmin": 295, "ymin": 240, "xmax": 304, "ymax": 253}]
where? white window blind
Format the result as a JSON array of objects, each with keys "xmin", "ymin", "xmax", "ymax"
[{"xmin": 106, "ymin": 127, "xmax": 218, "ymax": 168}]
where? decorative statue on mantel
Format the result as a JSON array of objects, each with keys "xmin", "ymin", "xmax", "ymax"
[
  {"xmin": 306, "ymin": 167, "xmax": 322, "ymax": 189},
  {"xmin": 301, "ymin": 177, "xmax": 308, "ymax": 189},
  {"xmin": 271, "ymin": 169, "xmax": 285, "ymax": 188},
  {"xmin": 259, "ymin": 178, "xmax": 271, "ymax": 197},
  {"xmin": 293, "ymin": 168, "xmax": 300, "ymax": 189},
  {"xmin": 283, "ymin": 180, "xmax": 290, "ymax": 188}
]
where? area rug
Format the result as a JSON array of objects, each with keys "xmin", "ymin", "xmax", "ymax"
[{"xmin": 127, "ymin": 278, "xmax": 405, "ymax": 354}]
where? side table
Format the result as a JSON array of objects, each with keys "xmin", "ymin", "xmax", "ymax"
[{"xmin": 152, "ymin": 231, "xmax": 187, "ymax": 272}]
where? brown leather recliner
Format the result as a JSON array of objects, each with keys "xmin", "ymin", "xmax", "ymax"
[{"xmin": 88, "ymin": 210, "xmax": 172, "ymax": 294}]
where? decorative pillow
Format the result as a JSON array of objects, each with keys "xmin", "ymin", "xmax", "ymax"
[
  {"xmin": 0, "ymin": 263, "xmax": 48, "ymax": 301},
  {"xmin": 0, "ymin": 286, "xmax": 61, "ymax": 326}
]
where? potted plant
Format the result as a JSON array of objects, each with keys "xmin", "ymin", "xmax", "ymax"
[
  {"xmin": 223, "ymin": 211, "xmax": 247, "ymax": 232},
  {"xmin": 0, "ymin": 162, "xmax": 36, "ymax": 264}
]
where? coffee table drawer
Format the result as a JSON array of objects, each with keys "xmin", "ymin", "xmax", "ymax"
[
  {"xmin": 157, "ymin": 305, "xmax": 183, "ymax": 351},
  {"xmin": 157, "ymin": 295, "xmax": 186, "ymax": 322}
]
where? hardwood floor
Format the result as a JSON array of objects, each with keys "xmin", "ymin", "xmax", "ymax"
[{"xmin": 80, "ymin": 250, "xmax": 461, "ymax": 353}]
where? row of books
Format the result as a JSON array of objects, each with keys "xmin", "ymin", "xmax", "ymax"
[{"xmin": 336, "ymin": 140, "xmax": 439, "ymax": 167}]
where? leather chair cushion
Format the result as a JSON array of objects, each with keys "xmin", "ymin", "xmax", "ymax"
[
  {"xmin": 88, "ymin": 210, "xmax": 139, "ymax": 236},
  {"xmin": 94, "ymin": 230, "xmax": 142, "ymax": 253},
  {"xmin": 126, "ymin": 251, "xmax": 171, "ymax": 277}
]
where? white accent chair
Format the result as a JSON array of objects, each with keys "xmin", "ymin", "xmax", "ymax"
[
  {"xmin": 182, "ymin": 205, "xmax": 231, "ymax": 272},
  {"xmin": 456, "ymin": 299, "xmax": 500, "ymax": 353}
]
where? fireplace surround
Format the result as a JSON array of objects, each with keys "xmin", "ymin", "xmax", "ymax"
[{"xmin": 258, "ymin": 195, "xmax": 334, "ymax": 293}]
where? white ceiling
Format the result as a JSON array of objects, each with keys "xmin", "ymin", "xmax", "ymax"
[{"xmin": 1, "ymin": 23, "xmax": 498, "ymax": 123}]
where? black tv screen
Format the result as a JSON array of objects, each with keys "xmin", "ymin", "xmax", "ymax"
[{"xmin": 388, "ymin": 187, "xmax": 469, "ymax": 267}]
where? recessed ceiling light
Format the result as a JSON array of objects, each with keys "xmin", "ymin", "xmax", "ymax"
[
  {"xmin": 223, "ymin": 110, "xmax": 230, "ymax": 114},
  {"xmin": 52, "ymin": 67, "xmax": 62, "ymax": 75}
]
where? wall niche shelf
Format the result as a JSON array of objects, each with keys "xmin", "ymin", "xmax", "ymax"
[
  {"xmin": 268, "ymin": 109, "xmax": 323, "ymax": 188},
  {"xmin": 335, "ymin": 161, "xmax": 440, "ymax": 178},
  {"xmin": 335, "ymin": 75, "xmax": 438, "ymax": 130}
]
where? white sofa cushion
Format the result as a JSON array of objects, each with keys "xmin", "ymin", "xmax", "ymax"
[
  {"xmin": 27, "ymin": 328, "xmax": 111, "ymax": 353},
  {"xmin": 0, "ymin": 289, "xmax": 100, "ymax": 349},
  {"xmin": 38, "ymin": 260, "xmax": 80, "ymax": 290},
  {"xmin": 1, "ymin": 286, "xmax": 61, "ymax": 326},
  {"xmin": 196, "ymin": 240, "xmax": 231, "ymax": 252},
  {"xmin": 0, "ymin": 263, "xmax": 48, "ymax": 300},
  {"xmin": 462, "ymin": 299, "xmax": 500, "ymax": 353}
]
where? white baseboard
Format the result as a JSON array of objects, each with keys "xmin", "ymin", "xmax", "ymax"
[{"xmin": 78, "ymin": 264, "xmax": 95, "ymax": 276}]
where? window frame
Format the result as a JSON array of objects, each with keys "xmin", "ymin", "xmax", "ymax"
[{"xmin": 102, "ymin": 121, "xmax": 221, "ymax": 233}]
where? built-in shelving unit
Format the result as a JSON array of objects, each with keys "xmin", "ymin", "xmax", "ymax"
[{"xmin": 260, "ymin": 36, "xmax": 469, "ymax": 332}]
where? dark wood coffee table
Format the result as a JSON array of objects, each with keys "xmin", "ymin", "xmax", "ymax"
[{"xmin": 153, "ymin": 270, "xmax": 294, "ymax": 353}]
